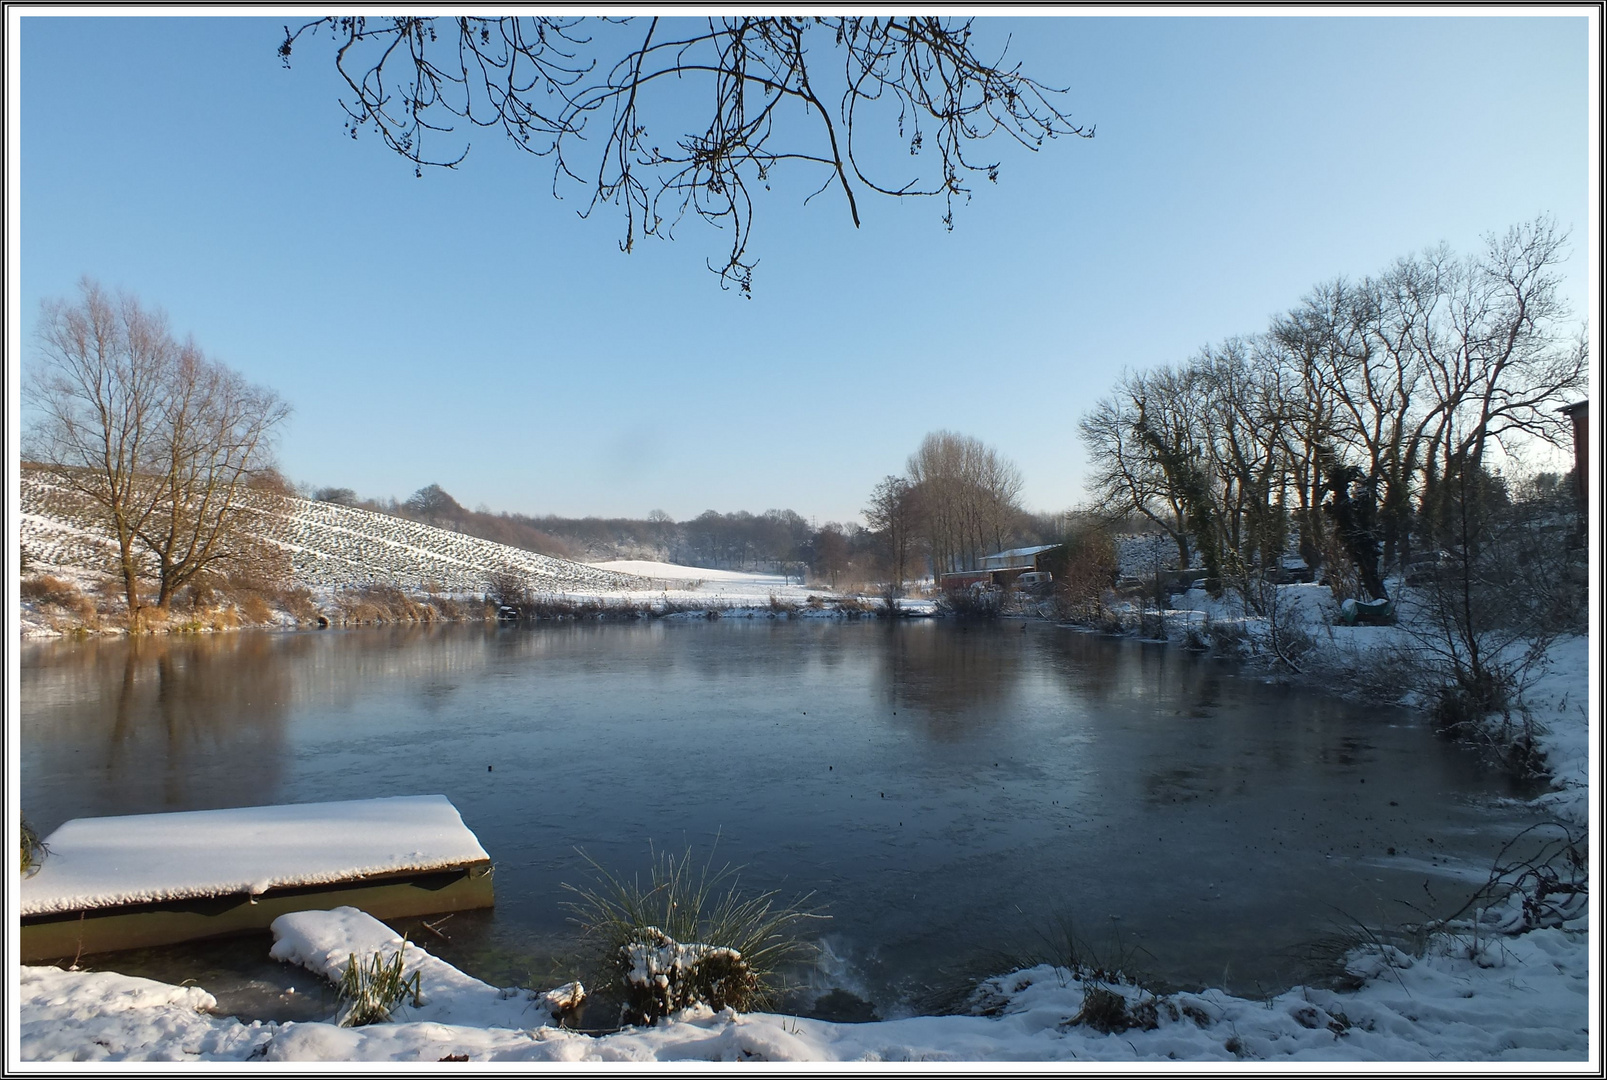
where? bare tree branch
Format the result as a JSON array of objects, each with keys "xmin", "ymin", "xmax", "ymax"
[{"xmin": 279, "ymin": 16, "xmax": 1090, "ymax": 294}]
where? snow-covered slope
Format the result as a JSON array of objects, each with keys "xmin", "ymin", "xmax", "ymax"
[
  {"xmin": 241, "ymin": 496, "xmax": 645, "ymax": 594},
  {"xmin": 19, "ymin": 471, "xmax": 646, "ymax": 596}
]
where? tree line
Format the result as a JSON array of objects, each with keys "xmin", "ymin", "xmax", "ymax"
[
  {"xmin": 317, "ymin": 428, "xmax": 1055, "ymax": 594},
  {"xmin": 1077, "ymin": 217, "xmax": 1586, "ymax": 603}
]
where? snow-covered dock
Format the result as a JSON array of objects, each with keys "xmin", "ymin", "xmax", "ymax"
[{"xmin": 20, "ymin": 795, "xmax": 493, "ymax": 962}]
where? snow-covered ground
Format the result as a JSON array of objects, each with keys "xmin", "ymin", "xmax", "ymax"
[
  {"xmin": 587, "ymin": 559, "xmax": 822, "ymax": 607},
  {"xmin": 17, "ymin": 902, "xmax": 1590, "ymax": 1063},
  {"xmin": 584, "ymin": 559, "xmax": 943, "ymax": 615},
  {"xmin": 19, "ymin": 471, "xmax": 646, "ymax": 602},
  {"xmin": 19, "ymin": 474, "xmax": 885, "ymax": 636}
]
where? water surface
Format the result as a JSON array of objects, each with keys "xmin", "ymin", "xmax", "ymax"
[{"xmin": 21, "ymin": 620, "xmax": 1545, "ymax": 1017}]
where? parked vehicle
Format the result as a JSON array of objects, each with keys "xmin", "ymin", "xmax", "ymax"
[
  {"xmin": 1405, "ymin": 550, "xmax": 1454, "ymax": 586},
  {"xmin": 1268, "ymin": 556, "xmax": 1313, "ymax": 584}
]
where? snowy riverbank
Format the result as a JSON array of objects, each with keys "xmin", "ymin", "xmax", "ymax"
[{"xmin": 17, "ymin": 896, "xmax": 1589, "ymax": 1063}]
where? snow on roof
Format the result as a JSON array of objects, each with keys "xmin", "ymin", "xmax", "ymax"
[
  {"xmin": 21, "ymin": 795, "xmax": 490, "ymax": 917},
  {"xmin": 984, "ymin": 544, "xmax": 1061, "ymax": 560}
]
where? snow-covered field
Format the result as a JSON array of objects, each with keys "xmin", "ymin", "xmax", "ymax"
[
  {"xmin": 19, "ymin": 474, "xmax": 877, "ymax": 633},
  {"xmin": 587, "ymin": 559, "xmax": 822, "ymax": 606},
  {"xmin": 583, "ymin": 559, "xmax": 940, "ymax": 615},
  {"xmin": 20, "ymin": 472, "xmax": 648, "ymax": 600}
]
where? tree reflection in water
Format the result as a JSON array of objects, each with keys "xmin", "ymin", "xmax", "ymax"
[{"xmin": 22, "ymin": 633, "xmax": 296, "ymax": 831}]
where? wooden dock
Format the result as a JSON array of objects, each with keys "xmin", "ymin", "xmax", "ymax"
[{"xmin": 20, "ymin": 795, "xmax": 493, "ymax": 963}]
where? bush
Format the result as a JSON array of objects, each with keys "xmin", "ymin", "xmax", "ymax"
[
  {"xmin": 485, "ymin": 568, "xmax": 531, "ymax": 612},
  {"xmin": 563, "ymin": 846, "xmax": 824, "ymax": 1026},
  {"xmin": 238, "ymin": 591, "xmax": 275, "ymax": 625},
  {"xmin": 942, "ymin": 588, "xmax": 1001, "ymax": 618},
  {"xmin": 21, "ymin": 574, "xmax": 87, "ymax": 609}
]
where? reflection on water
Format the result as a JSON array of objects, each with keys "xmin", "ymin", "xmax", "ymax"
[
  {"xmin": 22, "ymin": 634, "xmax": 295, "ymax": 819},
  {"xmin": 21, "ymin": 621, "xmax": 1546, "ymax": 1017}
]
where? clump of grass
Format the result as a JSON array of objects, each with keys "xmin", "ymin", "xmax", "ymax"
[
  {"xmin": 336, "ymin": 943, "xmax": 422, "ymax": 1026},
  {"xmin": 1018, "ymin": 911, "xmax": 1153, "ymax": 986},
  {"xmin": 1066, "ymin": 983, "xmax": 1159, "ymax": 1034},
  {"xmin": 20, "ymin": 819, "xmax": 46, "ymax": 876},
  {"xmin": 973, "ymin": 911, "xmax": 1161, "ymax": 1033},
  {"xmin": 563, "ymin": 845, "xmax": 825, "ymax": 1026}
]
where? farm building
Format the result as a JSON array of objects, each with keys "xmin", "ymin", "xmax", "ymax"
[
  {"xmin": 939, "ymin": 544, "xmax": 1066, "ymax": 594},
  {"xmin": 1559, "ymin": 400, "xmax": 1588, "ymax": 506}
]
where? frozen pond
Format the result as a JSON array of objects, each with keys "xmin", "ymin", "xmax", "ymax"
[{"xmin": 20, "ymin": 620, "xmax": 1547, "ymax": 1020}]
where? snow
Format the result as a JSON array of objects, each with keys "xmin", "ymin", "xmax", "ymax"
[
  {"xmin": 16, "ymin": 906, "xmax": 1590, "ymax": 1063},
  {"xmin": 587, "ymin": 559, "xmax": 829, "ymax": 607},
  {"xmin": 19, "ymin": 472, "xmax": 871, "ymax": 625},
  {"xmin": 590, "ymin": 560, "xmax": 793, "ymax": 584},
  {"xmin": 1519, "ymin": 635, "xmax": 1593, "ymax": 826},
  {"xmin": 268, "ymin": 908, "xmax": 560, "ymax": 1031},
  {"xmin": 20, "ymin": 471, "xmax": 648, "ymax": 600},
  {"xmin": 17, "ymin": 966, "xmax": 276, "ymax": 1062},
  {"xmin": 22, "ymin": 796, "xmax": 489, "ymax": 916}
]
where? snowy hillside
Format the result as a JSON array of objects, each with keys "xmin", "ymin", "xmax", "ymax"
[{"xmin": 19, "ymin": 470, "xmax": 647, "ymax": 597}]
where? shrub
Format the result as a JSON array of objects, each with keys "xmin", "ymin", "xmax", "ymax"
[
  {"xmin": 336, "ymin": 943, "xmax": 422, "ymax": 1026},
  {"xmin": 238, "ymin": 591, "xmax": 275, "ymax": 625},
  {"xmin": 563, "ymin": 846, "xmax": 823, "ymax": 1026},
  {"xmin": 20, "ymin": 574, "xmax": 85, "ymax": 608},
  {"xmin": 485, "ymin": 568, "xmax": 532, "ymax": 612},
  {"xmin": 274, "ymin": 585, "xmax": 321, "ymax": 623},
  {"xmin": 943, "ymin": 588, "xmax": 1001, "ymax": 618}
]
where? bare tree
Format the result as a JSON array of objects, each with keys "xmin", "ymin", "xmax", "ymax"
[
  {"xmin": 24, "ymin": 280, "xmax": 170, "ymax": 614},
  {"xmin": 864, "ymin": 474, "xmax": 916, "ymax": 594},
  {"xmin": 807, "ymin": 523, "xmax": 852, "ymax": 590},
  {"xmin": 906, "ymin": 430, "xmax": 1024, "ymax": 576},
  {"xmin": 1079, "ymin": 371, "xmax": 1196, "ymax": 568},
  {"xmin": 138, "ymin": 343, "xmax": 292, "ymax": 609},
  {"xmin": 1416, "ymin": 217, "xmax": 1588, "ymax": 535},
  {"xmin": 278, "ymin": 16, "xmax": 1091, "ymax": 294},
  {"xmin": 25, "ymin": 279, "xmax": 290, "ymax": 623}
]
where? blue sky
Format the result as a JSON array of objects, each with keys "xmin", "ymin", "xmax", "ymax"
[{"xmin": 14, "ymin": 11, "xmax": 1594, "ymax": 523}]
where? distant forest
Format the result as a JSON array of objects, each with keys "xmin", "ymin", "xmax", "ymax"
[{"xmin": 303, "ymin": 482, "xmax": 1079, "ymax": 588}]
